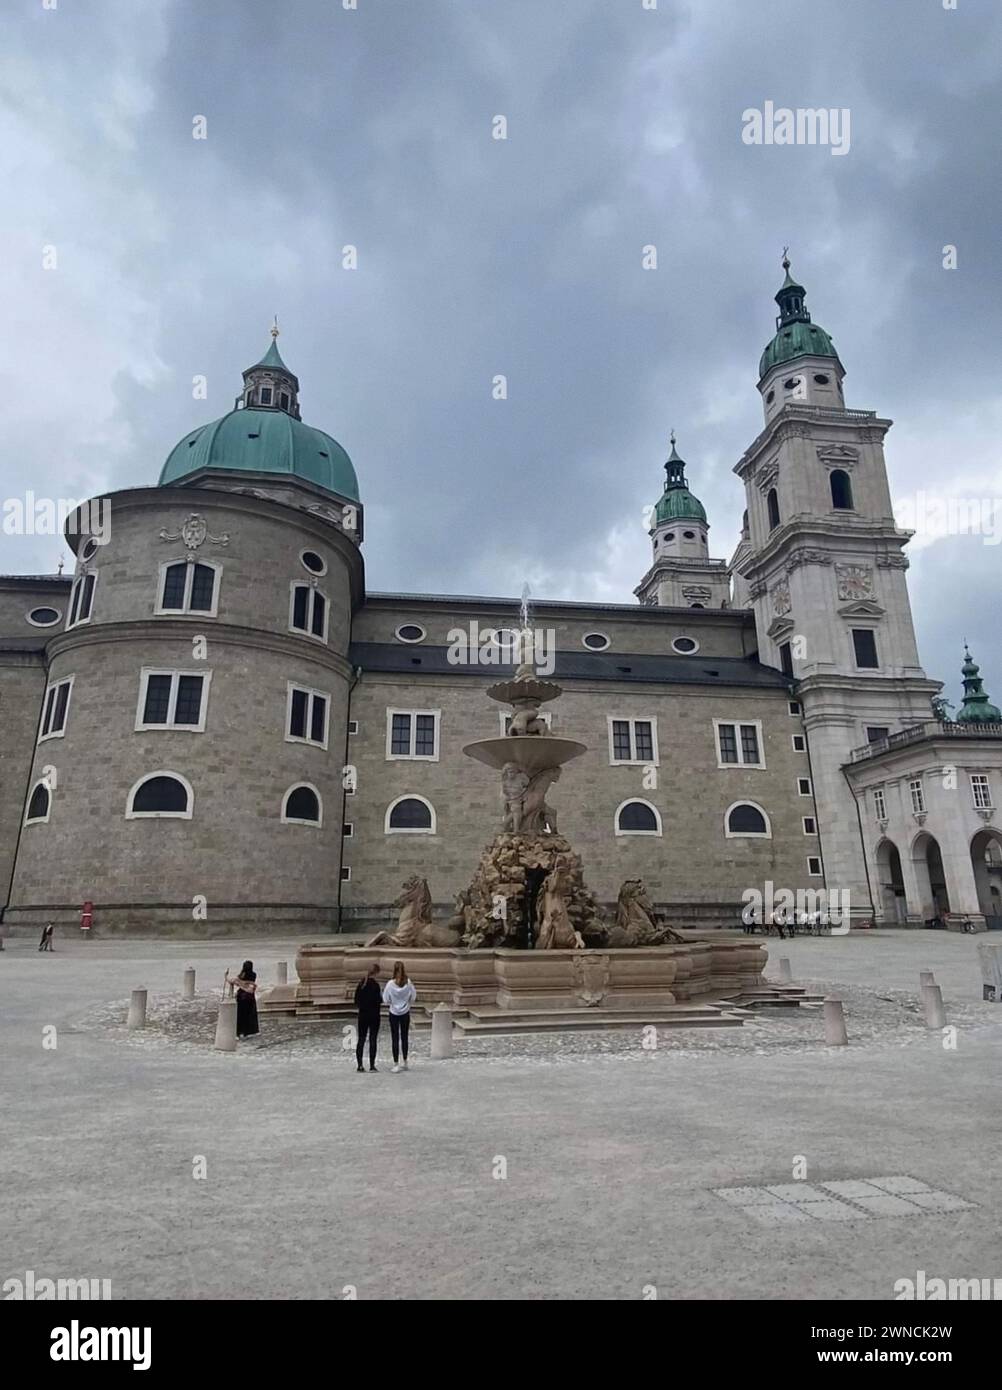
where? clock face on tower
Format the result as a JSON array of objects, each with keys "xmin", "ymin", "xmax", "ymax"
[{"xmin": 835, "ymin": 564, "xmax": 873, "ymax": 602}]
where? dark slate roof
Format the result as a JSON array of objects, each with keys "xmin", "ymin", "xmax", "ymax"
[
  {"xmin": 0, "ymin": 574, "xmax": 71, "ymax": 587},
  {"xmin": 365, "ymin": 592, "xmax": 751, "ymax": 620},
  {"xmin": 350, "ymin": 643, "xmax": 790, "ymax": 690}
]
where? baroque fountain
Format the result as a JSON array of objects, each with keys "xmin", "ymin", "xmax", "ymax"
[{"xmin": 263, "ymin": 624, "xmax": 769, "ymax": 1019}]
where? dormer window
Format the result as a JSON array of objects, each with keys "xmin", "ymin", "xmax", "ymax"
[
  {"xmin": 279, "ymin": 391, "xmax": 290, "ymax": 411},
  {"xmin": 260, "ymin": 387, "xmax": 273, "ymax": 406}
]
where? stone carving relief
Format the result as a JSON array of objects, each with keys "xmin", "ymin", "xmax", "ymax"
[
  {"xmin": 816, "ymin": 443, "xmax": 860, "ymax": 468},
  {"xmin": 158, "ymin": 513, "xmax": 230, "ymax": 550},
  {"xmin": 681, "ymin": 584, "xmax": 712, "ymax": 602}
]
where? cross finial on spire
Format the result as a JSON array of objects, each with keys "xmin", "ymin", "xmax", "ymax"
[
  {"xmin": 271, "ymin": 315, "xmax": 279, "ymax": 339},
  {"xmin": 782, "ymin": 245, "xmax": 790, "ymax": 271},
  {"xmin": 669, "ymin": 429, "xmax": 676, "ymax": 449}
]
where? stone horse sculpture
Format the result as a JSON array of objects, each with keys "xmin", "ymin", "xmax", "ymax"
[
  {"xmin": 607, "ymin": 879, "xmax": 685, "ymax": 947},
  {"xmin": 366, "ymin": 877, "xmax": 463, "ymax": 948}
]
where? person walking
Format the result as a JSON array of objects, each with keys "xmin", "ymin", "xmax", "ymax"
[
  {"xmin": 353, "ymin": 962, "xmax": 382, "ymax": 1072},
  {"xmin": 383, "ymin": 960, "xmax": 416, "ymax": 1073},
  {"xmin": 226, "ymin": 960, "xmax": 259, "ymax": 1039},
  {"xmin": 38, "ymin": 922, "xmax": 55, "ymax": 952}
]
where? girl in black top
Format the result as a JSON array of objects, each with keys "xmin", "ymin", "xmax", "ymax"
[
  {"xmin": 353, "ymin": 962, "xmax": 382, "ymax": 1072},
  {"xmin": 226, "ymin": 961, "xmax": 259, "ymax": 1039}
]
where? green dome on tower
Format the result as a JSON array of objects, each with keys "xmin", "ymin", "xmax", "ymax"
[
  {"xmin": 653, "ymin": 434, "xmax": 707, "ymax": 525},
  {"xmin": 956, "ymin": 645, "xmax": 1002, "ymax": 724},
  {"xmin": 158, "ymin": 331, "xmax": 360, "ymax": 502},
  {"xmin": 758, "ymin": 256, "xmax": 842, "ymax": 380}
]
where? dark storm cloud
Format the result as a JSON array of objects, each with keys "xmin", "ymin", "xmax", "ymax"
[{"xmin": 1, "ymin": 0, "xmax": 999, "ymax": 703}]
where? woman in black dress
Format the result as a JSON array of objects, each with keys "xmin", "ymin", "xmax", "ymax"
[{"xmin": 227, "ymin": 960, "xmax": 259, "ymax": 1039}]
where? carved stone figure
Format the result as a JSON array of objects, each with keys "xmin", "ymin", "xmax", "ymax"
[
  {"xmin": 501, "ymin": 762, "xmax": 559, "ymax": 835},
  {"xmin": 366, "ymin": 877, "xmax": 462, "ymax": 948},
  {"xmin": 607, "ymin": 879, "xmax": 685, "ymax": 947},
  {"xmin": 508, "ymin": 702, "xmax": 548, "ymax": 737},
  {"xmin": 536, "ymin": 856, "xmax": 585, "ymax": 950}
]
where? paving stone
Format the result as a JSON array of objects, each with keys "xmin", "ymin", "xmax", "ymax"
[
  {"xmin": 821, "ymin": 1179, "xmax": 884, "ymax": 1199},
  {"xmin": 765, "ymin": 1183, "xmax": 828, "ymax": 1202},
  {"xmin": 713, "ymin": 1186, "xmax": 778, "ymax": 1205},
  {"xmin": 865, "ymin": 1175, "xmax": 932, "ymax": 1195},
  {"xmin": 742, "ymin": 1201, "xmax": 812, "ymax": 1225},
  {"xmin": 901, "ymin": 1191, "xmax": 974, "ymax": 1212},
  {"xmin": 796, "ymin": 1199, "xmax": 868, "ymax": 1222},
  {"xmin": 846, "ymin": 1193, "xmax": 924, "ymax": 1216}
]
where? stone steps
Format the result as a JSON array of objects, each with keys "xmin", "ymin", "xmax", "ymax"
[{"xmin": 452, "ymin": 1004, "xmax": 748, "ymax": 1035}]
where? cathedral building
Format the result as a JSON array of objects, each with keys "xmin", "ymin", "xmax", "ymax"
[{"xmin": 2, "ymin": 265, "xmax": 1000, "ymax": 936}]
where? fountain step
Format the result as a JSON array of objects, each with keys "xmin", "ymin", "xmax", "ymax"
[{"xmin": 452, "ymin": 1006, "xmax": 748, "ymax": 1035}]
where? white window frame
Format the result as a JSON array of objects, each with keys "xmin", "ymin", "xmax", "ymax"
[
  {"xmin": 671, "ymin": 636, "xmax": 700, "ymax": 655},
  {"xmin": 802, "ymin": 816, "xmax": 817, "ymax": 836},
  {"xmin": 155, "ymin": 558, "xmax": 221, "ymax": 618},
  {"xmin": 288, "ymin": 581, "xmax": 329, "ymax": 643},
  {"xmin": 499, "ymin": 710, "xmax": 552, "ymax": 736},
  {"xmin": 873, "ymin": 787, "xmax": 887, "ymax": 821},
  {"xmin": 909, "ymin": 778, "xmax": 926, "ymax": 815},
  {"xmin": 971, "ymin": 774, "xmax": 993, "ymax": 811},
  {"xmin": 347, "ymin": 720, "xmax": 359, "ymax": 736},
  {"xmin": 386, "ymin": 709, "xmax": 441, "ymax": 761},
  {"xmin": 24, "ymin": 779, "xmax": 52, "ymax": 825},
  {"xmin": 798, "ymin": 777, "xmax": 813, "ymax": 797},
  {"xmin": 807, "ymin": 856, "xmax": 823, "ymax": 877},
  {"xmin": 66, "ymin": 571, "xmax": 97, "ymax": 630},
  {"xmin": 384, "ymin": 794, "xmax": 437, "ymax": 835},
  {"xmin": 582, "ymin": 632, "xmax": 611, "ymax": 651},
  {"xmin": 38, "ymin": 675, "xmax": 75, "ymax": 743},
  {"xmin": 851, "ymin": 627, "xmax": 880, "ymax": 671},
  {"xmin": 299, "ymin": 549, "xmax": 328, "ymax": 577},
  {"xmin": 724, "ymin": 800, "xmax": 772, "ymax": 839},
  {"xmin": 285, "ymin": 682, "xmax": 331, "ymax": 750},
  {"xmin": 135, "ymin": 669, "xmax": 212, "ymax": 733},
  {"xmin": 341, "ymin": 866, "xmax": 352, "ymax": 882},
  {"xmin": 343, "ymin": 822, "xmax": 354, "ymax": 837},
  {"xmin": 126, "ymin": 771, "xmax": 194, "ymax": 820},
  {"xmin": 395, "ymin": 623, "xmax": 427, "ymax": 644},
  {"xmin": 614, "ymin": 798, "xmax": 663, "ymax": 837},
  {"xmin": 713, "ymin": 718, "xmax": 766, "ymax": 769},
  {"xmin": 791, "ymin": 734, "xmax": 806, "ymax": 753},
  {"xmin": 607, "ymin": 715, "xmax": 660, "ymax": 766},
  {"xmin": 788, "ymin": 701, "xmax": 802, "ymax": 717},
  {"xmin": 26, "ymin": 606, "xmax": 62, "ymax": 628},
  {"xmin": 281, "ymin": 782, "xmax": 324, "ymax": 828}
]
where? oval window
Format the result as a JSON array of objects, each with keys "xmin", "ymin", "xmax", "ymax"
[
  {"xmin": 300, "ymin": 550, "xmax": 327, "ymax": 575},
  {"xmin": 395, "ymin": 624, "xmax": 426, "ymax": 644},
  {"xmin": 813, "ymin": 373, "xmax": 830, "ymax": 385},
  {"xmin": 783, "ymin": 377, "xmax": 800, "ymax": 391},
  {"xmin": 582, "ymin": 632, "xmax": 610, "ymax": 651},
  {"xmin": 81, "ymin": 538, "xmax": 99, "ymax": 561},
  {"xmin": 683, "ymin": 530, "xmax": 695, "ymax": 539},
  {"xmin": 672, "ymin": 636, "xmax": 699, "ymax": 654},
  {"xmin": 665, "ymin": 532, "xmax": 675, "ymax": 542},
  {"xmin": 28, "ymin": 607, "xmax": 61, "ymax": 627},
  {"xmin": 765, "ymin": 390, "xmax": 775, "ymax": 404}
]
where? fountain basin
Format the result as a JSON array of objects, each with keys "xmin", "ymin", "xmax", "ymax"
[{"xmin": 463, "ymin": 735, "xmax": 587, "ymax": 773}]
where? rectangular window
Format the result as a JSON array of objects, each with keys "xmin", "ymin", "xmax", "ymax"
[
  {"xmin": 286, "ymin": 684, "xmax": 329, "ymax": 749},
  {"xmin": 608, "ymin": 717, "xmax": 658, "ymax": 765},
  {"xmin": 290, "ymin": 583, "xmax": 327, "ymax": 641},
  {"xmin": 866, "ymin": 725, "xmax": 890, "ymax": 744},
  {"xmin": 348, "ymin": 720, "xmax": 358, "ymax": 735},
  {"xmin": 158, "ymin": 561, "xmax": 219, "ymax": 616},
  {"xmin": 852, "ymin": 629, "xmax": 879, "ymax": 669},
  {"xmin": 807, "ymin": 856, "xmax": 823, "ymax": 877},
  {"xmin": 803, "ymin": 816, "xmax": 817, "ymax": 835},
  {"xmin": 798, "ymin": 777, "xmax": 812, "ymax": 796},
  {"xmin": 971, "ymin": 774, "xmax": 993, "ymax": 810},
  {"xmin": 68, "ymin": 573, "xmax": 96, "ymax": 628},
  {"xmin": 39, "ymin": 677, "xmax": 74, "ymax": 740},
  {"xmin": 788, "ymin": 701, "xmax": 802, "ymax": 716},
  {"xmin": 340, "ymin": 866, "xmax": 351, "ymax": 882},
  {"xmin": 779, "ymin": 642, "xmax": 794, "ymax": 678},
  {"xmin": 909, "ymin": 778, "xmax": 925, "ymax": 814},
  {"xmin": 873, "ymin": 787, "xmax": 887, "ymax": 821},
  {"xmin": 386, "ymin": 709, "xmax": 440, "ymax": 760},
  {"xmin": 260, "ymin": 386, "xmax": 273, "ymax": 405},
  {"xmin": 792, "ymin": 734, "xmax": 806, "ymax": 752},
  {"xmin": 279, "ymin": 392, "xmax": 290, "ymax": 411},
  {"xmin": 343, "ymin": 823, "xmax": 353, "ymax": 837},
  {"xmin": 714, "ymin": 720, "xmax": 763, "ymax": 768},
  {"xmin": 136, "ymin": 670, "xmax": 209, "ymax": 732}
]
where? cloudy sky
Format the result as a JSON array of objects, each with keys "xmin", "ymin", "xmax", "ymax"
[{"xmin": 2, "ymin": 0, "xmax": 1000, "ymax": 707}]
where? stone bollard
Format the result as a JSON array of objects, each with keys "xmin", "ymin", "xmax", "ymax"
[
  {"xmin": 823, "ymin": 997, "xmax": 848, "ymax": 1046},
  {"xmin": 430, "ymin": 1002, "xmax": 454, "ymax": 1060},
  {"xmin": 183, "ymin": 967, "xmax": 196, "ymax": 1000},
  {"xmin": 778, "ymin": 957, "xmax": 793, "ymax": 984},
  {"xmin": 977, "ymin": 941, "xmax": 1002, "ymax": 1003},
  {"xmin": 276, "ymin": 961, "xmax": 288, "ymax": 985},
  {"xmin": 127, "ymin": 988, "xmax": 148, "ymax": 1030},
  {"xmin": 214, "ymin": 997, "xmax": 238, "ymax": 1052},
  {"xmin": 919, "ymin": 970, "xmax": 935, "ymax": 990},
  {"xmin": 922, "ymin": 983, "xmax": 947, "ymax": 1030}
]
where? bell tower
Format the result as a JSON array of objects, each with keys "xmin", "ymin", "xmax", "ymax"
[
  {"xmin": 733, "ymin": 257, "xmax": 940, "ymax": 911},
  {"xmin": 635, "ymin": 434, "xmax": 730, "ymax": 609}
]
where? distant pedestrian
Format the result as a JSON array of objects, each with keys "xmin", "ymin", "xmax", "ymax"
[
  {"xmin": 38, "ymin": 922, "xmax": 54, "ymax": 952},
  {"xmin": 226, "ymin": 960, "xmax": 259, "ymax": 1038},
  {"xmin": 353, "ymin": 962, "xmax": 382, "ymax": 1072},
  {"xmin": 383, "ymin": 960, "xmax": 416, "ymax": 1073}
]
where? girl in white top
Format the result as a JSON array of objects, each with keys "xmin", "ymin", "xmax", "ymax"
[{"xmin": 383, "ymin": 960, "xmax": 417, "ymax": 1072}]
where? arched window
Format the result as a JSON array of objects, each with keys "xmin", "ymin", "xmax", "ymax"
[
  {"xmin": 127, "ymin": 772, "xmax": 193, "ymax": 819},
  {"xmin": 282, "ymin": 783, "xmax": 322, "ymax": 826},
  {"xmin": 25, "ymin": 781, "xmax": 51, "ymax": 825},
  {"xmin": 725, "ymin": 801, "xmax": 771, "ymax": 838},
  {"xmin": 615, "ymin": 799, "xmax": 662, "ymax": 836},
  {"xmin": 767, "ymin": 488, "xmax": 780, "ymax": 531},
  {"xmin": 385, "ymin": 796, "xmax": 436, "ymax": 834},
  {"xmin": 830, "ymin": 469, "xmax": 853, "ymax": 510}
]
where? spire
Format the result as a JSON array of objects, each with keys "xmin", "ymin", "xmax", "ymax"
[
  {"xmin": 956, "ymin": 644, "xmax": 1002, "ymax": 724},
  {"xmin": 240, "ymin": 325, "xmax": 301, "ymax": 417},
  {"xmin": 774, "ymin": 248, "xmax": 810, "ymax": 329},
  {"xmin": 664, "ymin": 431, "xmax": 687, "ymax": 490},
  {"xmin": 653, "ymin": 431, "xmax": 707, "ymax": 526}
]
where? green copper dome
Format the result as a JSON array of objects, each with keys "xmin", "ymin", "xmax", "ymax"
[
  {"xmin": 758, "ymin": 257, "xmax": 841, "ymax": 379},
  {"xmin": 956, "ymin": 645, "xmax": 1002, "ymax": 724},
  {"xmin": 159, "ymin": 408, "xmax": 360, "ymax": 500},
  {"xmin": 158, "ymin": 335, "xmax": 360, "ymax": 501},
  {"xmin": 653, "ymin": 435, "xmax": 707, "ymax": 525}
]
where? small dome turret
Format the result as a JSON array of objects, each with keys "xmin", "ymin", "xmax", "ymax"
[
  {"xmin": 653, "ymin": 434, "xmax": 707, "ymax": 525},
  {"xmin": 758, "ymin": 254, "xmax": 842, "ymax": 380},
  {"xmin": 956, "ymin": 645, "xmax": 1002, "ymax": 724}
]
